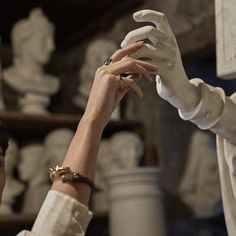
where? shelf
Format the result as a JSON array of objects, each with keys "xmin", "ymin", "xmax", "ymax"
[{"xmin": 0, "ymin": 111, "xmax": 143, "ymax": 140}]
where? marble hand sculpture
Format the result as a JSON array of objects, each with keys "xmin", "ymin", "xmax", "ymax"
[
  {"xmin": 0, "ymin": 139, "xmax": 24, "ymax": 214},
  {"xmin": 3, "ymin": 8, "xmax": 60, "ymax": 114},
  {"xmin": 121, "ymin": 10, "xmax": 200, "ymax": 114},
  {"xmin": 121, "ymin": 9, "xmax": 236, "ymax": 236}
]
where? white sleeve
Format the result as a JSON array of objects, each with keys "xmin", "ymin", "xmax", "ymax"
[
  {"xmin": 178, "ymin": 78, "xmax": 236, "ymax": 144},
  {"xmin": 17, "ymin": 190, "xmax": 93, "ymax": 236}
]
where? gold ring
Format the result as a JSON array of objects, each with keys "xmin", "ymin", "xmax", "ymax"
[
  {"xmin": 119, "ymin": 75, "xmax": 126, "ymax": 90},
  {"xmin": 104, "ymin": 58, "xmax": 113, "ymax": 65}
]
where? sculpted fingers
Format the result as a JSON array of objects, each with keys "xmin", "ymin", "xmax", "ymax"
[
  {"xmin": 133, "ymin": 10, "xmax": 173, "ymax": 37},
  {"xmin": 121, "ymin": 26, "xmax": 166, "ymax": 48}
]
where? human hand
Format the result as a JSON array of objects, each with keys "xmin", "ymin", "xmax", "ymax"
[
  {"xmin": 121, "ymin": 10, "xmax": 191, "ymax": 104},
  {"xmin": 83, "ymin": 42, "xmax": 158, "ymax": 128}
]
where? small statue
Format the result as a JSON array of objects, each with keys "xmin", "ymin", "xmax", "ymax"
[
  {"xmin": 18, "ymin": 143, "xmax": 50, "ymax": 213},
  {"xmin": 93, "ymin": 140, "xmax": 112, "ymax": 212},
  {"xmin": 0, "ymin": 139, "xmax": 24, "ymax": 214},
  {"xmin": 109, "ymin": 131, "xmax": 144, "ymax": 171},
  {"xmin": 3, "ymin": 8, "xmax": 60, "ymax": 114},
  {"xmin": 178, "ymin": 130, "xmax": 222, "ymax": 218},
  {"xmin": 44, "ymin": 128, "xmax": 74, "ymax": 167}
]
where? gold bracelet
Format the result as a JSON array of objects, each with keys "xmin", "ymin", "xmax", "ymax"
[
  {"xmin": 49, "ymin": 165, "xmax": 71, "ymax": 182},
  {"xmin": 49, "ymin": 165, "xmax": 95, "ymax": 189}
]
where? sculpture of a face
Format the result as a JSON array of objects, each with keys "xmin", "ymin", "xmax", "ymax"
[
  {"xmin": 18, "ymin": 144, "xmax": 44, "ymax": 181},
  {"xmin": 12, "ymin": 8, "xmax": 55, "ymax": 65},
  {"xmin": 110, "ymin": 132, "xmax": 144, "ymax": 168},
  {"xmin": 23, "ymin": 29, "xmax": 55, "ymax": 65},
  {"xmin": 4, "ymin": 139, "xmax": 18, "ymax": 175}
]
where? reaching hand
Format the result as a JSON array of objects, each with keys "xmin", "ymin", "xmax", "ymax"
[
  {"xmin": 121, "ymin": 10, "xmax": 191, "ymax": 104},
  {"xmin": 83, "ymin": 41, "xmax": 158, "ymax": 128}
]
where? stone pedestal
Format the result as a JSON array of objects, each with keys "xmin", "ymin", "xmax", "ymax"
[{"xmin": 105, "ymin": 167, "xmax": 166, "ymax": 236}]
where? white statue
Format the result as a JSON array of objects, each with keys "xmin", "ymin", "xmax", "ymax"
[
  {"xmin": 44, "ymin": 128, "xmax": 74, "ymax": 167},
  {"xmin": 18, "ymin": 143, "xmax": 50, "ymax": 213},
  {"xmin": 0, "ymin": 139, "xmax": 24, "ymax": 214},
  {"xmin": 109, "ymin": 131, "xmax": 144, "ymax": 171},
  {"xmin": 93, "ymin": 140, "xmax": 111, "ymax": 212},
  {"xmin": 3, "ymin": 8, "xmax": 60, "ymax": 114},
  {"xmin": 73, "ymin": 38, "xmax": 121, "ymax": 120},
  {"xmin": 215, "ymin": 0, "xmax": 236, "ymax": 79},
  {"xmin": 178, "ymin": 130, "xmax": 221, "ymax": 218}
]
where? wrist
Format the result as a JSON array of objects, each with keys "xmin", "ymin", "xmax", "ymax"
[
  {"xmin": 79, "ymin": 113, "xmax": 107, "ymax": 133},
  {"xmin": 173, "ymin": 82, "xmax": 201, "ymax": 113}
]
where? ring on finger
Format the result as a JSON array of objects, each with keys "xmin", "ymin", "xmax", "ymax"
[{"xmin": 104, "ymin": 58, "xmax": 113, "ymax": 65}]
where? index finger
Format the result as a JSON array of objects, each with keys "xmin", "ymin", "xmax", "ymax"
[
  {"xmin": 133, "ymin": 10, "xmax": 173, "ymax": 37},
  {"xmin": 111, "ymin": 41, "xmax": 144, "ymax": 62}
]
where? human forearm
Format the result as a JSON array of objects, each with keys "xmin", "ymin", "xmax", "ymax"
[{"xmin": 51, "ymin": 116, "xmax": 104, "ymax": 205}]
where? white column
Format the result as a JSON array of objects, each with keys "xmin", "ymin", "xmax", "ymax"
[{"xmin": 105, "ymin": 167, "xmax": 166, "ymax": 236}]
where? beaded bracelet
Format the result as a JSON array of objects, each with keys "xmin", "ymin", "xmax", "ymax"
[{"xmin": 49, "ymin": 165, "xmax": 95, "ymax": 190}]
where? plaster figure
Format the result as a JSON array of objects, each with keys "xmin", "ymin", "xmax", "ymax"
[
  {"xmin": 0, "ymin": 139, "xmax": 24, "ymax": 214},
  {"xmin": 109, "ymin": 131, "xmax": 144, "ymax": 170},
  {"xmin": 18, "ymin": 143, "xmax": 50, "ymax": 213},
  {"xmin": 44, "ymin": 128, "xmax": 74, "ymax": 167},
  {"xmin": 178, "ymin": 130, "xmax": 221, "ymax": 218},
  {"xmin": 73, "ymin": 38, "xmax": 120, "ymax": 120},
  {"xmin": 3, "ymin": 8, "xmax": 60, "ymax": 114},
  {"xmin": 121, "ymin": 9, "xmax": 236, "ymax": 235},
  {"xmin": 93, "ymin": 140, "xmax": 111, "ymax": 212}
]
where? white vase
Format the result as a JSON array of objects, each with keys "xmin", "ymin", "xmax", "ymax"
[{"xmin": 105, "ymin": 167, "xmax": 167, "ymax": 236}]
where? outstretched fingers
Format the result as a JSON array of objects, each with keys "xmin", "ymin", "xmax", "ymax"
[
  {"xmin": 111, "ymin": 41, "xmax": 144, "ymax": 62},
  {"xmin": 107, "ymin": 58, "xmax": 158, "ymax": 82},
  {"xmin": 121, "ymin": 26, "xmax": 167, "ymax": 48}
]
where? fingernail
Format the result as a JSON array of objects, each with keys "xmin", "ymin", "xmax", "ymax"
[
  {"xmin": 134, "ymin": 12, "xmax": 143, "ymax": 18},
  {"xmin": 137, "ymin": 41, "xmax": 144, "ymax": 45}
]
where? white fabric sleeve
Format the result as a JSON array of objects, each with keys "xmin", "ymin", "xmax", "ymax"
[
  {"xmin": 178, "ymin": 79, "xmax": 236, "ymax": 144},
  {"xmin": 17, "ymin": 190, "xmax": 93, "ymax": 236}
]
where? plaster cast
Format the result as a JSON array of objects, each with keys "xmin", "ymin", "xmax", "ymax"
[
  {"xmin": 3, "ymin": 8, "xmax": 60, "ymax": 114},
  {"xmin": 121, "ymin": 9, "xmax": 236, "ymax": 236},
  {"xmin": 0, "ymin": 139, "xmax": 24, "ymax": 214},
  {"xmin": 110, "ymin": 131, "xmax": 144, "ymax": 169},
  {"xmin": 178, "ymin": 130, "xmax": 221, "ymax": 217},
  {"xmin": 44, "ymin": 128, "xmax": 74, "ymax": 167},
  {"xmin": 19, "ymin": 143, "xmax": 50, "ymax": 213}
]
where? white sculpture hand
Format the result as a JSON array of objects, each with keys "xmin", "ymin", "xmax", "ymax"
[{"xmin": 121, "ymin": 10, "xmax": 200, "ymax": 112}]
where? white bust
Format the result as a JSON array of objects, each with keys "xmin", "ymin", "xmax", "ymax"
[
  {"xmin": 110, "ymin": 131, "xmax": 144, "ymax": 171},
  {"xmin": 93, "ymin": 140, "xmax": 112, "ymax": 212},
  {"xmin": 73, "ymin": 38, "xmax": 120, "ymax": 119},
  {"xmin": 3, "ymin": 8, "xmax": 60, "ymax": 114},
  {"xmin": 0, "ymin": 139, "xmax": 24, "ymax": 214},
  {"xmin": 44, "ymin": 128, "xmax": 74, "ymax": 167},
  {"xmin": 18, "ymin": 143, "xmax": 50, "ymax": 213}
]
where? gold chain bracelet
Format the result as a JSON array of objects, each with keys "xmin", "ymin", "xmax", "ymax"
[{"xmin": 49, "ymin": 165, "xmax": 95, "ymax": 190}]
